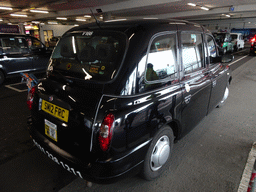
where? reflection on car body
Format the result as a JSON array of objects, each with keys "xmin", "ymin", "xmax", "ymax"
[
  {"xmin": 26, "ymin": 19, "xmax": 233, "ymax": 184},
  {"xmin": 0, "ymin": 33, "xmax": 51, "ymax": 85}
]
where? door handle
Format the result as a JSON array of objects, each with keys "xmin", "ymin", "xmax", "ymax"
[{"xmin": 184, "ymin": 94, "xmax": 191, "ymax": 104}]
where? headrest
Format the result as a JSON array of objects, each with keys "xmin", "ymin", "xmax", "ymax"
[
  {"xmin": 96, "ymin": 44, "xmax": 115, "ymax": 62},
  {"xmin": 77, "ymin": 45, "xmax": 95, "ymax": 62}
]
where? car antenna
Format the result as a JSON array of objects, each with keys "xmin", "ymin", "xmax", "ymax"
[{"xmin": 89, "ymin": 8, "xmax": 101, "ymax": 29}]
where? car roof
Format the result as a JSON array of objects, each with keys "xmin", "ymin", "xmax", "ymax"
[{"xmin": 65, "ymin": 19, "xmax": 204, "ymax": 35}]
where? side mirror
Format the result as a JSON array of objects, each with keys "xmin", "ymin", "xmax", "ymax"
[
  {"xmin": 221, "ymin": 54, "xmax": 234, "ymax": 63},
  {"xmin": 210, "ymin": 54, "xmax": 234, "ymax": 63}
]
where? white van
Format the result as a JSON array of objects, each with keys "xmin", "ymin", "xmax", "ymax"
[{"xmin": 230, "ymin": 33, "xmax": 244, "ymax": 51}]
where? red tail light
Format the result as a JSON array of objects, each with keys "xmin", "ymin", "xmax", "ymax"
[
  {"xmin": 98, "ymin": 113, "xmax": 115, "ymax": 151},
  {"xmin": 221, "ymin": 43, "xmax": 223, "ymax": 47},
  {"xmin": 251, "ymin": 38, "xmax": 256, "ymax": 42},
  {"xmin": 27, "ymin": 86, "xmax": 36, "ymax": 110}
]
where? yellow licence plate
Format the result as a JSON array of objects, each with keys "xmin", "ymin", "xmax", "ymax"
[{"xmin": 41, "ymin": 99, "xmax": 69, "ymax": 122}]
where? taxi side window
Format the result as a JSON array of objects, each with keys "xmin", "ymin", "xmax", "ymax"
[
  {"xmin": 181, "ymin": 33, "xmax": 204, "ymax": 74},
  {"xmin": 146, "ymin": 34, "xmax": 177, "ymax": 82},
  {"xmin": 137, "ymin": 33, "xmax": 178, "ymax": 93},
  {"xmin": 206, "ymin": 35, "xmax": 217, "ymax": 64}
]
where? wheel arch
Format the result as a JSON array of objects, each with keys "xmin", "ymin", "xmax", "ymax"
[{"xmin": 167, "ymin": 120, "xmax": 182, "ymax": 142}]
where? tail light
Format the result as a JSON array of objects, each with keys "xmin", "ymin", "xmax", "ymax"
[
  {"xmin": 221, "ymin": 43, "xmax": 223, "ymax": 47},
  {"xmin": 98, "ymin": 113, "xmax": 115, "ymax": 151},
  {"xmin": 251, "ymin": 37, "xmax": 256, "ymax": 43},
  {"xmin": 27, "ymin": 86, "xmax": 36, "ymax": 110}
]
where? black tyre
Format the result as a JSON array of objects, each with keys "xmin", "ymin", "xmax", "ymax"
[
  {"xmin": 140, "ymin": 126, "xmax": 174, "ymax": 181},
  {"xmin": 217, "ymin": 86, "xmax": 229, "ymax": 108},
  {"xmin": 0, "ymin": 71, "xmax": 4, "ymax": 85}
]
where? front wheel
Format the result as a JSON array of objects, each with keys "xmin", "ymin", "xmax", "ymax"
[
  {"xmin": 140, "ymin": 126, "xmax": 174, "ymax": 180},
  {"xmin": 217, "ymin": 86, "xmax": 229, "ymax": 108}
]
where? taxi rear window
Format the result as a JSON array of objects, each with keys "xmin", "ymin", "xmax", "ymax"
[{"xmin": 51, "ymin": 30, "xmax": 127, "ymax": 82}]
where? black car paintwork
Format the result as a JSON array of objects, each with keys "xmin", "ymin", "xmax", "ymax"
[{"xmin": 28, "ymin": 19, "xmax": 232, "ymax": 183}]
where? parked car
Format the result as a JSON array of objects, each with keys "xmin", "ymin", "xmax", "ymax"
[
  {"xmin": 213, "ymin": 32, "xmax": 234, "ymax": 54},
  {"xmin": 0, "ymin": 33, "xmax": 51, "ymax": 85},
  {"xmin": 230, "ymin": 33, "xmax": 244, "ymax": 51},
  {"xmin": 249, "ymin": 36, "xmax": 256, "ymax": 55},
  {"xmin": 27, "ymin": 19, "xmax": 233, "ymax": 184}
]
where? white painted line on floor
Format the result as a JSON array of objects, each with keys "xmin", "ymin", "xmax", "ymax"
[
  {"xmin": 4, "ymin": 78, "xmax": 43, "ymax": 92},
  {"xmin": 238, "ymin": 142, "xmax": 256, "ymax": 192},
  {"xmin": 4, "ymin": 85, "xmax": 27, "ymax": 92},
  {"xmin": 229, "ymin": 55, "xmax": 249, "ymax": 66}
]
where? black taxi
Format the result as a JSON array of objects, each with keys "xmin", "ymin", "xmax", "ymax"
[{"xmin": 27, "ymin": 19, "xmax": 232, "ymax": 183}]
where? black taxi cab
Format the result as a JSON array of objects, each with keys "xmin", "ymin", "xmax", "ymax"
[{"xmin": 27, "ymin": 19, "xmax": 232, "ymax": 183}]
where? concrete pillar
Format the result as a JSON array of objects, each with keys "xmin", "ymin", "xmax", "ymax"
[{"xmin": 18, "ymin": 23, "xmax": 25, "ymax": 34}]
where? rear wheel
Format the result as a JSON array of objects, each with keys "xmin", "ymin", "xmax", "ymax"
[
  {"xmin": 0, "ymin": 71, "xmax": 5, "ymax": 85},
  {"xmin": 140, "ymin": 126, "xmax": 174, "ymax": 180}
]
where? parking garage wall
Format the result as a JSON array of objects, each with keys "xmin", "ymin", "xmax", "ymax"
[{"xmin": 39, "ymin": 24, "xmax": 74, "ymax": 44}]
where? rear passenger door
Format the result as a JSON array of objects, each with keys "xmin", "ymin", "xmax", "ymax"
[
  {"xmin": 180, "ymin": 32, "xmax": 212, "ymax": 135},
  {"xmin": 1, "ymin": 37, "xmax": 33, "ymax": 75}
]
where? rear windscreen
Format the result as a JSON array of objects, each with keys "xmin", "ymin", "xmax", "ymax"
[{"xmin": 50, "ymin": 30, "xmax": 127, "ymax": 82}]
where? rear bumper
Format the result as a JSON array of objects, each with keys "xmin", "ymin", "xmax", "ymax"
[{"xmin": 28, "ymin": 116, "xmax": 150, "ymax": 184}]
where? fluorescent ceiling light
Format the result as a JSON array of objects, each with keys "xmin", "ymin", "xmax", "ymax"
[
  {"xmin": 225, "ymin": 15, "xmax": 231, "ymax": 17},
  {"xmin": 74, "ymin": 24, "xmax": 79, "ymax": 26},
  {"xmin": 32, "ymin": 21, "xmax": 40, "ymax": 24},
  {"xmin": 76, "ymin": 19, "xmax": 86, "ymax": 21},
  {"xmin": 10, "ymin": 14, "xmax": 28, "ymax": 17},
  {"xmin": 48, "ymin": 21, "xmax": 58, "ymax": 24},
  {"xmin": 187, "ymin": 3, "xmax": 196, "ymax": 7},
  {"xmin": 30, "ymin": 10, "xmax": 49, "ymax": 13},
  {"xmin": 57, "ymin": 17, "xmax": 67, "ymax": 20},
  {"xmin": 201, "ymin": 6, "xmax": 209, "ymax": 11},
  {"xmin": 0, "ymin": 6, "xmax": 12, "ymax": 10},
  {"xmin": 84, "ymin": 15, "xmax": 91, "ymax": 18}
]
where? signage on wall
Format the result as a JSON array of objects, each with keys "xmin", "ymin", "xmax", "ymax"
[{"xmin": 0, "ymin": 24, "xmax": 20, "ymax": 33}]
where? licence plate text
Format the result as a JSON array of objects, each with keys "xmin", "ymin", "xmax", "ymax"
[{"xmin": 41, "ymin": 100, "xmax": 69, "ymax": 122}]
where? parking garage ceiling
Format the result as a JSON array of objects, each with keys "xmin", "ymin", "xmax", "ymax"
[{"xmin": 0, "ymin": 0, "xmax": 256, "ymax": 25}]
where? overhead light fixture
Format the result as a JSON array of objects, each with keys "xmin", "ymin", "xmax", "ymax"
[
  {"xmin": 57, "ymin": 17, "xmax": 67, "ymax": 20},
  {"xmin": 225, "ymin": 15, "xmax": 231, "ymax": 17},
  {"xmin": 32, "ymin": 21, "xmax": 40, "ymax": 24},
  {"xmin": 201, "ymin": 6, "xmax": 209, "ymax": 11},
  {"xmin": 143, "ymin": 18, "xmax": 158, "ymax": 19},
  {"xmin": 187, "ymin": 3, "xmax": 196, "ymax": 7},
  {"xmin": 0, "ymin": 6, "xmax": 12, "ymax": 10},
  {"xmin": 48, "ymin": 21, "xmax": 58, "ymax": 25},
  {"xmin": 0, "ymin": 19, "xmax": 3, "ymax": 21},
  {"xmin": 74, "ymin": 24, "xmax": 79, "ymax": 26},
  {"xmin": 76, "ymin": 19, "xmax": 86, "ymax": 21},
  {"xmin": 84, "ymin": 15, "xmax": 91, "ymax": 18},
  {"xmin": 30, "ymin": 10, "xmax": 49, "ymax": 14},
  {"xmin": 10, "ymin": 14, "xmax": 28, "ymax": 17}
]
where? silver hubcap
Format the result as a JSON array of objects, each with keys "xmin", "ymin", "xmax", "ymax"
[
  {"xmin": 220, "ymin": 87, "xmax": 229, "ymax": 104},
  {"xmin": 150, "ymin": 135, "xmax": 170, "ymax": 171}
]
